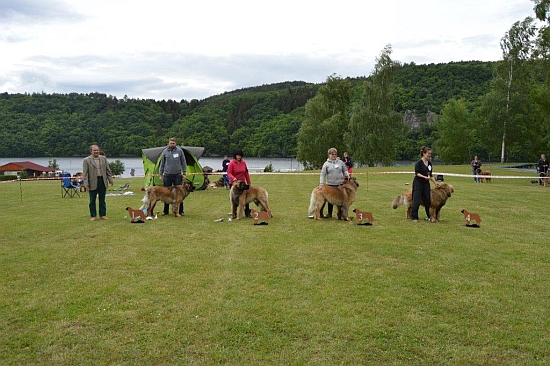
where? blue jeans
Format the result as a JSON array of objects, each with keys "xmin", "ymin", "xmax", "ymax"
[
  {"xmin": 89, "ymin": 177, "xmax": 107, "ymax": 217},
  {"xmin": 163, "ymin": 174, "xmax": 184, "ymax": 215}
]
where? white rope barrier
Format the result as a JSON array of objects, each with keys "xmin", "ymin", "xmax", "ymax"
[{"xmin": 2, "ymin": 170, "xmax": 546, "ymax": 183}]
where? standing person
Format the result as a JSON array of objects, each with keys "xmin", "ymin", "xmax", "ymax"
[
  {"xmin": 538, "ymin": 153, "xmax": 549, "ymax": 186},
  {"xmin": 317, "ymin": 147, "xmax": 350, "ymax": 219},
  {"xmin": 222, "ymin": 155, "xmax": 231, "ymax": 189},
  {"xmin": 471, "ymin": 155, "xmax": 482, "ymax": 183},
  {"xmin": 83, "ymin": 144, "xmax": 113, "ymax": 221},
  {"xmin": 343, "ymin": 152, "xmax": 353, "ymax": 177},
  {"xmin": 159, "ymin": 137, "xmax": 187, "ymax": 217},
  {"xmin": 411, "ymin": 146, "xmax": 439, "ymax": 222},
  {"xmin": 227, "ymin": 148, "xmax": 252, "ymax": 218}
]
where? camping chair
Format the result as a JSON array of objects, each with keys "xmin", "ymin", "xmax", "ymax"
[
  {"xmin": 113, "ymin": 182, "xmax": 130, "ymax": 191},
  {"xmin": 61, "ymin": 173, "xmax": 80, "ymax": 198}
]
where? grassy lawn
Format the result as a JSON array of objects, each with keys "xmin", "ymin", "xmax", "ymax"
[{"xmin": 1, "ymin": 164, "xmax": 549, "ymax": 365}]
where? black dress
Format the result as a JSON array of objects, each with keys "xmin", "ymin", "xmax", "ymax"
[{"xmin": 411, "ymin": 159, "xmax": 433, "ymax": 220}]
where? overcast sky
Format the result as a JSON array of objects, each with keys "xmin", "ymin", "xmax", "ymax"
[{"xmin": 0, "ymin": 0, "xmax": 537, "ymax": 101}]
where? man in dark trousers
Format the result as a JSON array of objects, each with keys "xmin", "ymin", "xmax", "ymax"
[{"xmin": 159, "ymin": 137, "xmax": 187, "ymax": 216}]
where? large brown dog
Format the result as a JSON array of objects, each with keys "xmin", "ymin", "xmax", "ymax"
[
  {"xmin": 230, "ymin": 180, "xmax": 273, "ymax": 220},
  {"xmin": 308, "ymin": 177, "xmax": 359, "ymax": 220},
  {"xmin": 392, "ymin": 183, "xmax": 454, "ymax": 222},
  {"xmin": 141, "ymin": 182, "xmax": 193, "ymax": 217},
  {"xmin": 477, "ymin": 168, "xmax": 492, "ymax": 183}
]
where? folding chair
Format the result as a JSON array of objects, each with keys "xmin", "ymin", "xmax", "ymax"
[
  {"xmin": 114, "ymin": 182, "xmax": 130, "ymax": 191},
  {"xmin": 61, "ymin": 173, "xmax": 80, "ymax": 197}
]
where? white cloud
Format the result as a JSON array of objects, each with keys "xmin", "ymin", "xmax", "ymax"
[{"xmin": 0, "ymin": 0, "xmax": 537, "ymax": 100}]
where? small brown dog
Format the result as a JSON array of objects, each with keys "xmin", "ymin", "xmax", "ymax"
[
  {"xmin": 250, "ymin": 208, "xmax": 271, "ymax": 225},
  {"xmin": 353, "ymin": 208, "xmax": 373, "ymax": 225},
  {"xmin": 126, "ymin": 207, "xmax": 146, "ymax": 222},
  {"xmin": 461, "ymin": 209, "xmax": 481, "ymax": 226}
]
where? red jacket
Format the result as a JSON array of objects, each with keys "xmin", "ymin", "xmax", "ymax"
[{"xmin": 227, "ymin": 158, "xmax": 251, "ymax": 185}]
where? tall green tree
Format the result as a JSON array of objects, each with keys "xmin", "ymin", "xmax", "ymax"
[
  {"xmin": 498, "ymin": 17, "xmax": 537, "ymax": 162},
  {"xmin": 531, "ymin": 0, "xmax": 550, "ymax": 152},
  {"xmin": 349, "ymin": 45, "xmax": 405, "ymax": 166},
  {"xmin": 297, "ymin": 75, "xmax": 351, "ymax": 168},
  {"xmin": 435, "ymin": 99, "xmax": 472, "ymax": 163}
]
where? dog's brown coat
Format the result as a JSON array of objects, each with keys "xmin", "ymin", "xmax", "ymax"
[
  {"xmin": 392, "ymin": 183, "xmax": 454, "ymax": 222},
  {"xmin": 141, "ymin": 183, "xmax": 192, "ymax": 217},
  {"xmin": 230, "ymin": 180, "xmax": 273, "ymax": 220},
  {"xmin": 477, "ymin": 168, "xmax": 492, "ymax": 183},
  {"xmin": 308, "ymin": 177, "xmax": 359, "ymax": 220}
]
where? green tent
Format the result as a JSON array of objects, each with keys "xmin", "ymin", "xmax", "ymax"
[{"xmin": 142, "ymin": 146, "xmax": 206, "ymax": 190}]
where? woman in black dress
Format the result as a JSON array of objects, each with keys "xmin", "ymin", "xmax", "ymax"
[{"xmin": 411, "ymin": 146, "xmax": 439, "ymax": 222}]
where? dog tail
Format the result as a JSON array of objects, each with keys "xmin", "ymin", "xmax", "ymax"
[
  {"xmin": 308, "ymin": 189, "xmax": 316, "ymax": 216},
  {"xmin": 392, "ymin": 194, "xmax": 404, "ymax": 209},
  {"xmin": 141, "ymin": 187, "xmax": 151, "ymax": 206}
]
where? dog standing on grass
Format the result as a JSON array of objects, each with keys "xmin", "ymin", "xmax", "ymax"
[
  {"xmin": 141, "ymin": 182, "xmax": 193, "ymax": 217},
  {"xmin": 392, "ymin": 183, "xmax": 454, "ymax": 222},
  {"xmin": 308, "ymin": 177, "xmax": 359, "ymax": 220},
  {"xmin": 230, "ymin": 180, "xmax": 273, "ymax": 220},
  {"xmin": 477, "ymin": 168, "xmax": 492, "ymax": 183}
]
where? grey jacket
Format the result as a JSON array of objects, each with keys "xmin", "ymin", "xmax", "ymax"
[
  {"xmin": 159, "ymin": 146, "xmax": 187, "ymax": 175},
  {"xmin": 320, "ymin": 158, "xmax": 349, "ymax": 185}
]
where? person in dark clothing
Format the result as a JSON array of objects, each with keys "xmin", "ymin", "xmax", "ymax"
[
  {"xmin": 343, "ymin": 152, "xmax": 353, "ymax": 177},
  {"xmin": 470, "ymin": 156, "xmax": 482, "ymax": 183},
  {"xmin": 410, "ymin": 146, "xmax": 439, "ymax": 222},
  {"xmin": 538, "ymin": 153, "xmax": 549, "ymax": 186},
  {"xmin": 222, "ymin": 155, "xmax": 231, "ymax": 189}
]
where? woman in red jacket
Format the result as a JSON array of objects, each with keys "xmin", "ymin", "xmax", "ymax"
[{"xmin": 227, "ymin": 148, "xmax": 252, "ymax": 217}]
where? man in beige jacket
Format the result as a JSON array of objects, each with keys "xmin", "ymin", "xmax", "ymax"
[{"xmin": 83, "ymin": 145, "xmax": 113, "ymax": 221}]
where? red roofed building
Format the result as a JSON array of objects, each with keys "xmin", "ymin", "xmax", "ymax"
[{"xmin": 0, "ymin": 161, "xmax": 56, "ymax": 177}]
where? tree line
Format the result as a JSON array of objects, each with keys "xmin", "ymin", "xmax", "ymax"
[{"xmin": 0, "ymin": 64, "xmax": 493, "ymax": 163}]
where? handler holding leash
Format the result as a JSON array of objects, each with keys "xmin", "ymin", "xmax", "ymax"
[
  {"xmin": 159, "ymin": 137, "xmax": 187, "ymax": 216},
  {"xmin": 411, "ymin": 146, "xmax": 439, "ymax": 223},
  {"xmin": 227, "ymin": 148, "xmax": 252, "ymax": 218},
  {"xmin": 317, "ymin": 147, "xmax": 350, "ymax": 219}
]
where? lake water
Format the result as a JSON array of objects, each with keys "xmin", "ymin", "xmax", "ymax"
[{"xmin": 0, "ymin": 156, "xmax": 304, "ymax": 177}]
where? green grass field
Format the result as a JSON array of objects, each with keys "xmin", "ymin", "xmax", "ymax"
[{"xmin": 1, "ymin": 164, "xmax": 549, "ymax": 365}]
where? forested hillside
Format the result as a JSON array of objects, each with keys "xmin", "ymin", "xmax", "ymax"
[{"xmin": 0, "ymin": 62, "xmax": 495, "ymax": 159}]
